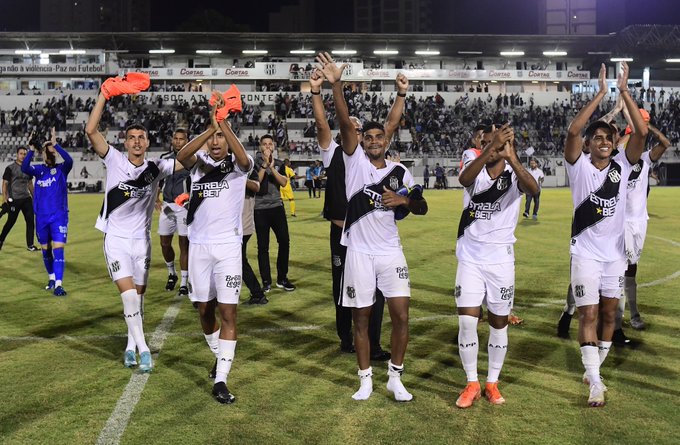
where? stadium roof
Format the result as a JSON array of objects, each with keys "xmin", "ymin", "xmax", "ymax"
[{"xmin": 1, "ymin": 25, "xmax": 679, "ymax": 77}]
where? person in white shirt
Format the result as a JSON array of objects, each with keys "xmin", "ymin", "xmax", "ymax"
[
  {"xmin": 619, "ymin": 123, "xmax": 671, "ymax": 331},
  {"xmin": 563, "ymin": 62, "xmax": 647, "ymax": 407},
  {"xmin": 523, "ymin": 158, "xmax": 545, "ymax": 220},
  {"xmin": 317, "ymin": 52, "xmax": 428, "ymax": 402},
  {"xmin": 454, "ymin": 124, "xmax": 538, "ymax": 408},
  {"xmin": 86, "ymin": 90, "xmax": 181, "ymax": 373},
  {"xmin": 176, "ymin": 94, "xmax": 253, "ymax": 404}
]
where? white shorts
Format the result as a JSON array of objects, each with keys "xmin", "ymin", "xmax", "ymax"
[
  {"xmin": 158, "ymin": 202, "xmax": 188, "ymax": 237},
  {"xmin": 341, "ymin": 249, "xmax": 411, "ymax": 309},
  {"xmin": 625, "ymin": 220, "xmax": 647, "ymax": 265},
  {"xmin": 188, "ymin": 242, "xmax": 242, "ymax": 305},
  {"xmin": 570, "ymin": 255, "xmax": 625, "ymax": 307},
  {"xmin": 103, "ymin": 235, "xmax": 151, "ymax": 285},
  {"xmin": 455, "ymin": 260, "xmax": 515, "ymax": 316}
]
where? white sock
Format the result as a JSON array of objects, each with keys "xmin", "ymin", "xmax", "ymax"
[
  {"xmin": 121, "ymin": 289, "xmax": 149, "ymax": 354},
  {"xmin": 215, "ymin": 339, "xmax": 236, "ymax": 384},
  {"xmin": 458, "ymin": 315, "xmax": 479, "ymax": 382},
  {"xmin": 598, "ymin": 341, "xmax": 612, "ymax": 365},
  {"xmin": 126, "ymin": 325, "xmax": 136, "ymax": 352},
  {"xmin": 49, "ymin": 273, "xmax": 56, "ymax": 280},
  {"xmin": 487, "ymin": 325, "xmax": 508, "ymax": 383},
  {"xmin": 352, "ymin": 367, "xmax": 373, "ymax": 400},
  {"xmin": 386, "ymin": 360, "xmax": 413, "ymax": 402},
  {"xmin": 580, "ymin": 345, "xmax": 601, "ymax": 385},
  {"xmin": 55, "ymin": 279, "xmax": 62, "ymax": 287},
  {"xmin": 166, "ymin": 261, "xmax": 176, "ymax": 275},
  {"xmin": 204, "ymin": 329, "xmax": 220, "ymax": 357},
  {"xmin": 180, "ymin": 270, "xmax": 189, "ymax": 287}
]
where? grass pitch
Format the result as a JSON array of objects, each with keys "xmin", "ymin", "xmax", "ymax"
[{"xmin": 1, "ymin": 188, "xmax": 679, "ymax": 445}]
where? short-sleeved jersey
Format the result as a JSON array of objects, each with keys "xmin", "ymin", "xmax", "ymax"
[
  {"xmin": 460, "ymin": 148, "xmax": 481, "ymax": 171},
  {"xmin": 22, "ymin": 144, "xmax": 72, "ymax": 216},
  {"xmin": 528, "ymin": 167, "xmax": 545, "ymax": 191},
  {"xmin": 321, "ymin": 139, "xmax": 348, "ymax": 221},
  {"xmin": 566, "ymin": 150, "xmax": 634, "ymax": 262},
  {"xmin": 341, "ymin": 145, "xmax": 414, "ymax": 254},
  {"xmin": 280, "ymin": 165, "xmax": 296, "ymax": 194},
  {"xmin": 95, "ymin": 146, "xmax": 174, "ymax": 239},
  {"xmin": 625, "ymin": 150, "xmax": 652, "ymax": 222},
  {"xmin": 186, "ymin": 151, "xmax": 253, "ymax": 245},
  {"xmin": 456, "ymin": 163, "xmax": 523, "ymax": 264},
  {"xmin": 254, "ymin": 156, "xmax": 286, "ymax": 210},
  {"xmin": 3, "ymin": 162, "xmax": 31, "ymax": 200}
]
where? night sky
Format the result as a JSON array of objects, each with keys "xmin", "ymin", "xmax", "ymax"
[{"xmin": 1, "ymin": 0, "xmax": 679, "ymax": 33}]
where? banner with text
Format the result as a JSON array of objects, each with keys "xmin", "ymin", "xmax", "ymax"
[{"xmin": 0, "ymin": 63, "xmax": 106, "ymax": 76}]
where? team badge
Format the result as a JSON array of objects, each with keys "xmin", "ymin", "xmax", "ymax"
[
  {"xmin": 346, "ymin": 286, "xmax": 356, "ymax": 299},
  {"xmin": 608, "ymin": 169, "xmax": 621, "ymax": 183},
  {"xmin": 497, "ymin": 177, "xmax": 508, "ymax": 190},
  {"xmin": 332, "ymin": 255, "xmax": 342, "ymax": 267},
  {"xmin": 389, "ymin": 176, "xmax": 399, "ymax": 190},
  {"xmin": 265, "ymin": 63, "xmax": 277, "ymax": 75},
  {"xmin": 50, "ymin": 168, "xmax": 57, "ymax": 175},
  {"xmin": 574, "ymin": 284, "xmax": 585, "ymax": 298},
  {"xmin": 144, "ymin": 258, "xmax": 150, "ymax": 270},
  {"xmin": 219, "ymin": 161, "xmax": 232, "ymax": 173},
  {"xmin": 110, "ymin": 261, "xmax": 121, "ymax": 273},
  {"xmin": 632, "ymin": 163, "xmax": 642, "ymax": 172},
  {"xmin": 144, "ymin": 172, "xmax": 154, "ymax": 184},
  {"xmin": 454, "ymin": 285, "xmax": 461, "ymax": 298}
]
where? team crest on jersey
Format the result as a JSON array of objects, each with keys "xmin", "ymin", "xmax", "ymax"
[
  {"xmin": 632, "ymin": 163, "xmax": 642, "ymax": 173},
  {"xmin": 389, "ymin": 176, "xmax": 399, "ymax": 190},
  {"xmin": 143, "ymin": 172, "xmax": 155, "ymax": 184},
  {"xmin": 50, "ymin": 168, "xmax": 57, "ymax": 175},
  {"xmin": 607, "ymin": 169, "xmax": 621, "ymax": 183},
  {"xmin": 219, "ymin": 161, "xmax": 234, "ymax": 174},
  {"xmin": 346, "ymin": 286, "xmax": 356, "ymax": 299},
  {"xmin": 574, "ymin": 284, "xmax": 585, "ymax": 298},
  {"xmin": 496, "ymin": 176, "xmax": 508, "ymax": 190}
]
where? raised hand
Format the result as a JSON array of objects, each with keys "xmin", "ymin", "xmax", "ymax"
[
  {"xmin": 309, "ymin": 68, "xmax": 324, "ymax": 91},
  {"xmin": 396, "ymin": 73, "xmax": 409, "ymax": 94},
  {"xmin": 315, "ymin": 52, "xmax": 347, "ymax": 85},
  {"xmin": 597, "ymin": 63, "xmax": 607, "ymax": 95},
  {"xmin": 490, "ymin": 124, "xmax": 514, "ymax": 150},
  {"xmin": 50, "ymin": 127, "xmax": 57, "ymax": 146},
  {"xmin": 497, "ymin": 141, "xmax": 516, "ymax": 161},
  {"xmin": 617, "ymin": 61, "xmax": 629, "ymax": 91}
]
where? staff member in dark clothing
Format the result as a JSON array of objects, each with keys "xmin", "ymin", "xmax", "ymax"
[
  {"xmin": 311, "ymin": 68, "xmax": 402, "ymax": 360},
  {"xmin": 157, "ymin": 129, "xmax": 191, "ymax": 295},
  {"xmin": 254, "ymin": 135, "xmax": 296, "ymax": 292},
  {"xmin": 1, "ymin": 146, "xmax": 38, "ymax": 251}
]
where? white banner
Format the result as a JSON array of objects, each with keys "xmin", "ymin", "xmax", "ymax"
[
  {"xmin": 348, "ymin": 68, "xmax": 590, "ymax": 82},
  {"xmin": 0, "ymin": 63, "xmax": 106, "ymax": 76}
]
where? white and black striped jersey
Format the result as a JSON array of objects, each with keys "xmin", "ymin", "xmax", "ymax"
[
  {"xmin": 626, "ymin": 150, "xmax": 652, "ymax": 222},
  {"xmin": 566, "ymin": 150, "xmax": 634, "ymax": 262},
  {"xmin": 341, "ymin": 145, "xmax": 414, "ymax": 254},
  {"xmin": 186, "ymin": 151, "xmax": 253, "ymax": 245},
  {"xmin": 95, "ymin": 146, "xmax": 174, "ymax": 239},
  {"xmin": 456, "ymin": 163, "xmax": 523, "ymax": 264}
]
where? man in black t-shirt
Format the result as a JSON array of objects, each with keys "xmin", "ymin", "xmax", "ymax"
[{"xmin": 1, "ymin": 146, "xmax": 37, "ymax": 251}]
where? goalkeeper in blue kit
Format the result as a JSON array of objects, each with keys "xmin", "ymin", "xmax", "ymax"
[{"xmin": 21, "ymin": 129, "xmax": 73, "ymax": 296}]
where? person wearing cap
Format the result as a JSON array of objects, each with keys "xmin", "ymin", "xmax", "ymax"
[{"xmin": 562, "ymin": 62, "xmax": 648, "ymax": 407}]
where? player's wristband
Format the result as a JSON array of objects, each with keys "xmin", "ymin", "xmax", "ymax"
[
  {"xmin": 311, "ymin": 90, "xmax": 321, "ymax": 95},
  {"xmin": 397, "ymin": 92, "xmax": 407, "ymax": 97}
]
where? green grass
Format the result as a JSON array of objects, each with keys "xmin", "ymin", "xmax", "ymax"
[{"xmin": 1, "ymin": 188, "xmax": 679, "ymax": 445}]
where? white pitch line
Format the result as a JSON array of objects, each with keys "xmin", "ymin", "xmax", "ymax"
[{"xmin": 96, "ymin": 302, "xmax": 181, "ymax": 445}]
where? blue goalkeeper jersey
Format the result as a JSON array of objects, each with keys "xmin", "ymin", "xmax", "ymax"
[{"xmin": 21, "ymin": 144, "xmax": 73, "ymax": 216}]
